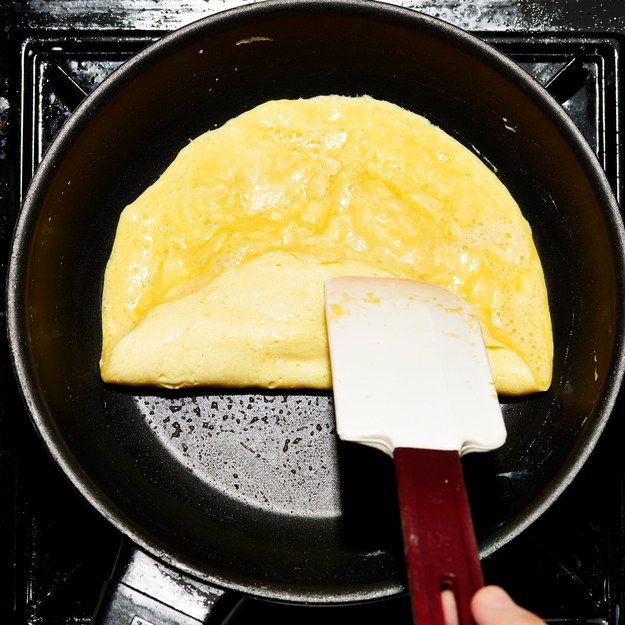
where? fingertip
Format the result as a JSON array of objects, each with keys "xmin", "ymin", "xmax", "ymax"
[
  {"xmin": 472, "ymin": 586, "xmax": 545, "ymax": 625},
  {"xmin": 473, "ymin": 585, "xmax": 515, "ymax": 611},
  {"xmin": 441, "ymin": 589, "xmax": 459, "ymax": 625}
]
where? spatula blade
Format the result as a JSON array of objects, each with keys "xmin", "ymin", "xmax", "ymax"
[{"xmin": 325, "ymin": 277, "xmax": 506, "ymax": 456}]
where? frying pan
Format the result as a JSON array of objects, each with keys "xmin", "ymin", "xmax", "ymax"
[{"xmin": 7, "ymin": 0, "xmax": 625, "ymax": 623}]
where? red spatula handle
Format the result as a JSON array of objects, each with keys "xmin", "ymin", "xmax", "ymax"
[{"xmin": 394, "ymin": 448, "xmax": 483, "ymax": 625}]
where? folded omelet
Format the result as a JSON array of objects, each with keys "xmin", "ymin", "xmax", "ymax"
[{"xmin": 101, "ymin": 95, "xmax": 553, "ymax": 395}]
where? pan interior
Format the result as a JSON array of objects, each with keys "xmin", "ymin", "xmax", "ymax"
[
  {"xmin": 134, "ymin": 391, "xmax": 341, "ymax": 517},
  {"xmin": 12, "ymin": 2, "xmax": 623, "ymax": 601}
]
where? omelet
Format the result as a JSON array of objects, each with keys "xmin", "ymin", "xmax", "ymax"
[{"xmin": 101, "ymin": 95, "xmax": 553, "ymax": 395}]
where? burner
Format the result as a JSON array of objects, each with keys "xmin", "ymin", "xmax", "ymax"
[{"xmin": 1, "ymin": 5, "xmax": 623, "ymax": 624}]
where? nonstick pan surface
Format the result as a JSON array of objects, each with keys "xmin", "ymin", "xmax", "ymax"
[{"xmin": 7, "ymin": 0, "xmax": 625, "ymax": 604}]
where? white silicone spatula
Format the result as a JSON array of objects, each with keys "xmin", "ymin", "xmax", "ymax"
[{"xmin": 325, "ymin": 277, "xmax": 507, "ymax": 625}]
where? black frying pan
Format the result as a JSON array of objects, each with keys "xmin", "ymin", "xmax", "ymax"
[{"xmin": 7, "ymin": 1, "xmax": 625, "ymax": 623}]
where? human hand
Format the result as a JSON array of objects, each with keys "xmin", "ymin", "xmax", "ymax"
[
  {"xmin": 442, "ymin": 585, "xmax": 547, "ymax": 625},
  {"xmin": 471, "ymin": 586, "xmax": 546, "ymax": 625}
]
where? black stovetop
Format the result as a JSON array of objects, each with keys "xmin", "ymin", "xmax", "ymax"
[{"xmin": 1, "ymin": 1, "xmax": 624, "ymax": 624}]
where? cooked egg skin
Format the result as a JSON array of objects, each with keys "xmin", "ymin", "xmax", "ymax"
[{"xmin": 101, "ymin": 95, "xmax": 553, "ymax": 394}]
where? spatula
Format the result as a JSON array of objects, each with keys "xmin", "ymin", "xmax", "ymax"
[{"xmin": 325, "ymin": 277, "xmax": 507, "ymax": 625}]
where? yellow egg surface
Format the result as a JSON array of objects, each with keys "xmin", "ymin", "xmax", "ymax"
[{"xmin": 100, "ymin": 95, "xmax": 553, "ymax": 394}]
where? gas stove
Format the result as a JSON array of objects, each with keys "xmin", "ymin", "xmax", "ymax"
[{"xmin": 1, "ymin": 1, "xmax": 624, "ymax": 624}]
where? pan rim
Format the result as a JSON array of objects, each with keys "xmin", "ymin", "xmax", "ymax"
[{"xmin": 7, "ymin": 0, "xmax": 625, "ymax": 603}]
